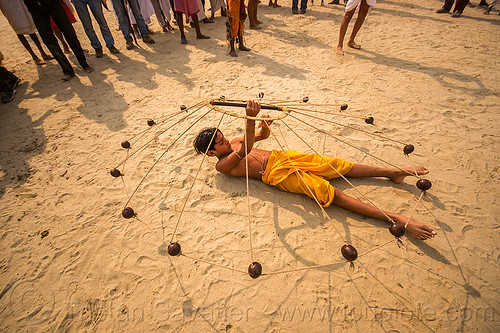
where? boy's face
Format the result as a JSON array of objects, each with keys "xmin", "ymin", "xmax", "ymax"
[{"xmin": 209, "ymin": 131, "xmax": 232, "ymax": 157}]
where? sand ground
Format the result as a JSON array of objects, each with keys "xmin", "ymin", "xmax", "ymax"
[{"xmin": 0, "ymin": 0, "xmax": 499, "ymax": 331}]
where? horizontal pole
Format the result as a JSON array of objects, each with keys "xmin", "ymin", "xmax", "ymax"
[{"xmin": 210, "ymin": 100, "xmax": 281, "ymax": 111}]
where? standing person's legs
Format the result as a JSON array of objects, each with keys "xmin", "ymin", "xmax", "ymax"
[
  {"xmin": 453, "ymin": 0, "xmax": 469, "ymax": 13},
  {"xmin": 248, "ymin": 0, "xmax": 259, "ymax": 28},
  {"xmin": 17, "ymin": 34, "xmax": 44, "ymax": 64},
  {"xmin": 73, "ymin": 0, "xmax": 103, "ymax": 50},
  {"xmin": 176, "ymin": 12, "xmax": 188, "ymax": 43},
  {"xmin": 348, "ymin": 0, "xmax": 370, "ymax": 49},
  {"xmin": 300, "ymin": 0, "xmax": 308, "ymax": 12},
  {"xmin": 29, "ymin": 9, "xmax": 75, "ymax": 77},
  {"xmin": 336, "ymin": 7, "xmax": 356, "ymax": 54},
  {"xmin": 29, "ymin": 33, "xmax": 53, "ymax": 60},
  {"xmin": 50, "ymin": 2, "xmax": 91, "ymax": 70},
  {"xmin": 127, "ymin": 0, "xmax": 149, "ymax": 37},
  {"xmin": 292, "ymin": 0, "xmax": 299, "ymax": 13},
  {"xmin": 87, "ymin": 0, "xmax": 115, "ymax": 47},
  {"xmin": 111, "ymin": 0, "xmax": 133, "ymax": 40},
  {"xmin": 151, "ymin": 0, "xmax": 167, "ymax": 28}
]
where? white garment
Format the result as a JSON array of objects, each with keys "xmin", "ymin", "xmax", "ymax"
[
  {"xmin": 345, "ymin": 0, "xmax": 376, "ymax": 12},
  {"xmin": 209, "ymin": 0, "xmax": 225, "ymax": 13},
  {"xmin": 128, "ymin": 0, "xmax": 155, "ymax": 25},
  {"xmin": 0, "ymin": 0, "xmax": 36, "ymax": 34},
  {"xmin": 157, "ymin": 0, "xmax": 172, "ymax": 22},
  {"xmin": 188, "ymin": 0, "xmax": 206, "ymax": 21}
]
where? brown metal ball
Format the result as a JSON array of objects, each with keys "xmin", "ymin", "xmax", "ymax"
[
  {"xmin": 248, "ymin": 262, "xmax": 262, "ymax": 278},
  {"xmin": 147, "ymin": 119, "xmax": 155, "ymax": 126},
  {"xmin": 110, "ymin": 169, "xmax": 122, "ymax": 177},
  {"xmin": 180, "ymin": 105, "xmax": 187, "ymax": 110},
  {"xmin": 340, "ymin": 104, "xmax": 348, "ymax": 110},
  {"xmin": 220, "ymin": 95, "xmax": 226, "ymax": 100},
  {"xmin": 258, "ymin": 92, "xmax": 264, "ymax": 98},
  {"xmin": 121, "ymin": 141, "xmax": 131, "ymax": 149},
  {"xmin": 122, "ymin": 207, "xmax": 135, "ymax": 218},
  {"xmin": 302, "ymin": 96, "xmax": 309, "ymax": 103},
  {"xmin": 416, "ymin": 179, "xmax": 432, "ymax": 191},
  {"xmin": 341, "ymin": 244, "xmax": 358, "ymax": 262},
  {"xmin": 389, "ymin": 223, "xmax": 405, "ymax": 237},
  {"xmin": 365, "ymin": 117, "xmax": 374, "ymax": 124},
  {"xmin": 403, "ymin": 144, "xmax": 414, "ymax": 155},
  {"xmin": 167, "ymin": 242, "xmax": 181, "ymax": 256}
]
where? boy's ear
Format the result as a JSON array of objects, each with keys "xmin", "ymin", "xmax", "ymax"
[{"xmin": 207, "ymin": 150, "xmax": 216, "ymax": 157}]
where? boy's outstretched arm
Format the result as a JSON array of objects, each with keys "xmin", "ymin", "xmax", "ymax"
[{"xmin": 234, "ymin": 100, "xmax": 260, "ymax": 157}]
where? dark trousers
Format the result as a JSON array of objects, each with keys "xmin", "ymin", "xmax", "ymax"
[
  {"xmin": 25, "ymin": 0, "xmax": 88, "ymax": 75},
  {"xmin": 0, "ymin": 67, "xmax": 19, "ymax": 93},
  {"xmin": 443, "ymin": 0, "xmax": 468, "ymax": 13}
]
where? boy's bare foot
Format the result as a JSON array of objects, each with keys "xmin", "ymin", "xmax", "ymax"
[
  {"xmin": 390, "ymin": 166, "xmax": 429, "ymax": 184},
  {"xmin": 347, "ymin": 41, "xmax": 361, "ymax": 49},
  {"xmin": 336, "ymin": 46, "xmax": 344, "ymax": 55},
  {"xmin": 239, "ymin": 45, "xmax": 251, "ymax": 51},
  {"xmin": 181, "ymin": 36, "xmax": 188, "ymax": 44},
  {"xmin": 34, "ymin": 57, "xmax": 46, "ymax": 65},
  {"xmin": 250, "ymin": 25, "xmax": 262, "ymax": 29},
  {"xmin": 62, "ymin": 73, "xmax": 75, "ymax": 81},
  {"xmin": 229, "ymin": 49, "xmax": 237, "ymax": 57},
  {"xmin": 273, "ymin": 3, "xmax": 281, "ymax": 7},
  {"xmin": 256, "ymin": 20, "xmax": 263, "ymax": 24},
  {"xmin": 393, "ymin": 215, "xmax": 437, "ymax": 240},
  {"xmin": 84, "ymin": 66, "xmax": 94, "ymax": 73},
  {"xmin": 196, "ymin": 34, "xmax": 210, "ymax": 39}
]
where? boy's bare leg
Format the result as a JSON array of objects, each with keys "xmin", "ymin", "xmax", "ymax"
[
  {"xmin": 348, "ymin": 0, "xmax": 370, "ymax": 49},
  {"xmin": 53, "ymin": 26, "xmax": 70, "ymax": 53},
  {"xmin": 332, "ymin": 188, "xmax": 437, "ymax": 240},
  {"xmin": 176, "ymin": 12, "xmax": 188, "ymax": 44},
  {"xmin": 345, "ymin": 164, "xmax": 429, "ymax": 183},
  {"xmin": 192, "ymin": 15, "xmax": 210, "ymax": 39},
  {"xmin": 229, "ymin": 38, "xmax": 237, "ymax": 57},
  {"xmin": 29, "ymin": 33, "xmax": 53, "ymax": 60},
  {"xmin": 17, "ymin": 34, "xmax": 44, "ymax": 65},
  {"xmin": 336, "ymin": 8, "xmax": 356, "ymax": 54}
]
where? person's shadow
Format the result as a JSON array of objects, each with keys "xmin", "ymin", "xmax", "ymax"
[{"xmin": 0, "ymin": 83, "xmax": 49, "ymax": 200}]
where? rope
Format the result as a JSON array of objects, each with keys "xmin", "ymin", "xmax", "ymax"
[
  {"xmin": 281, "ymin": 119, "xmax": 395, "ymax": 224},
  {"xmin": 124, "ymin": 107, "xmax": 213, "ymax": 208},
  {"xmin": 115, "ymin": 102, "xmax": 207, "ymax": 169},
  {"xmin": 404, "ymin": 192, "xmax": 424, "ymax": 228},
  {"xmin": 170, "ymin": 111, "xmax": 227, "ymax": 242},
  {"xmin": 263, "ymin": 121, "xmax": 348, "ymax": 244},
  {"xmin": 288, "ymin": 113, "xmax": 416, "ymax": 177}
]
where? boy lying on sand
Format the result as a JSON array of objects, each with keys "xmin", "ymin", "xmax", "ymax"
[{"xmin": 194, "ymin": 100, "xmax": 437, "ymax": 240}]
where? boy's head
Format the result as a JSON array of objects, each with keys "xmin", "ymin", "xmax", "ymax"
[{"xmin": 194, "ymin": 127, "xmax": 222, "ymax": 155}]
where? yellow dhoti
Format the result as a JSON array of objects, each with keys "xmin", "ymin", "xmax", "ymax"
[{"xmin": 261, "ymin": 150, "xmax": 354, "ymax": 207}]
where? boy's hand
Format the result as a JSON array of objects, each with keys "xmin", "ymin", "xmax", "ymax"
[
  {"xmin": 245, "ymin": 100, "xmax": 260, "ymax": 117},
  {"xmin": 258, "ymin": 115, "xmax": 273, "ymax": 128}
]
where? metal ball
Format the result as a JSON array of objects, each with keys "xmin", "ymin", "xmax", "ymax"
[
  {"xmin": 168, "ymin": 242, "xmax": 181, "ymax": 256},
  {"xmin": 121, "ymin": 141, "xmax": 131, "ymax": 149},
  {"xmin": 341, "ymin": 244, "xmax": 358, "ymax": 262},
  {"xmin": 258, "ymin": 92, "xmax": 264, "ymax": 98},
  {"xmin": 180, "ymin": 105, "xmax": 187, "ymax": 110},
  {"xmin": 403, "ymin": 144, "xmax": 414, "ymax": 155},
  {"xmin": 340, "ymin": 104, "xmax": 348, "ymax": 110},
  {"xmin": 122, "ymin": 207, "xmax": 135, "ymax": 219},
  {"xmin": 416, "ymin": 179, "xmax": 432, "ymax": 191},
  {"xmin": 147, "ymin": 119, "xmax": 155, "ymax": 126},
  {"xmin": 220, "ymin": 95, "xmax": 226, "ymax": 100},
  {"xmin": 365, "ymin": 117, "xmax": 374, "ymax": 124},
  {"xmin": 389, "ymin": 223, "xmax": 405, "ymax": 237},
  {"xmin": 110, "ymin": 169, "xmax": 122, "ymax": 177},
  {"xmin": 248, "ymin": 262, "xmax": 262, "ymax": 278},
  {"xmin": 302, "ymin": 96, "xmax": 309, "ymax": 103}
]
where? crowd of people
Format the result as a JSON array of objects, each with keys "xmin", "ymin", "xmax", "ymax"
[{"xmin": 0, "ymin": 0, "xmax": 497, "ymax": 103}]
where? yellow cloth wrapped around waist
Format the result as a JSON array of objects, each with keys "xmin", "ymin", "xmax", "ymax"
[{"xmin": 261, "ymin": 150, "xmax": 353, "ymax": 207}]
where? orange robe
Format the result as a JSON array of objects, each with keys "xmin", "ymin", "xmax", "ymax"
[{"xmin": 226, "ymin": 0, "xmax": 245, "ymax": 39}]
